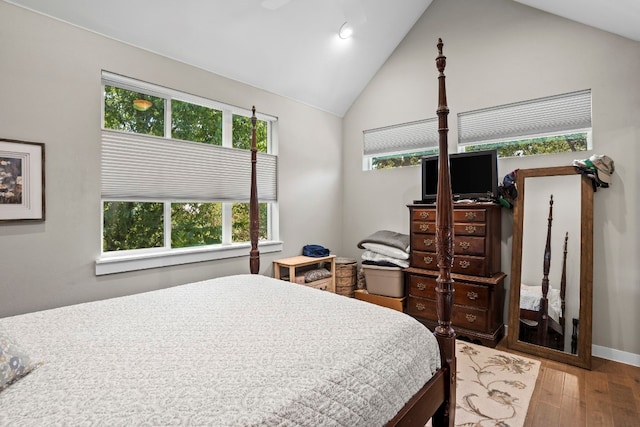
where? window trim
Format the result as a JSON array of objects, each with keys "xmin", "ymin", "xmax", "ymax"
[
  {"xmin": 459, "ymin": 129, "xmax": 593, "ymax": 157},
  {"xmin": 95, "ymin": 240, "xmax": 283, "ymax": 275},
  {"xmin": 102, "ymin": 71, "xmax": 277, "ymax": 124}
]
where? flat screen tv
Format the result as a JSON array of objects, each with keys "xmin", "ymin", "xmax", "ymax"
[{"xmin": 420, "ymin": 149, "xmax": 498, "ymax": 203}]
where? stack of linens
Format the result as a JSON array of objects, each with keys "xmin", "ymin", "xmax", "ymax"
[{"xmin": 357, "ymin": 230, "xmax": 410, "ymax": 268}]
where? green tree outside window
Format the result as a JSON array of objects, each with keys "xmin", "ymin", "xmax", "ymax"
[{"xmin": 103, "ymin": 86, "xmax": 270, "ymax": 252}]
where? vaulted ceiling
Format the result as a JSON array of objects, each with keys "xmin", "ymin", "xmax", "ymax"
[{"xmin": 4, "ymin": 0, "xmax": 639, "ymax": 117}]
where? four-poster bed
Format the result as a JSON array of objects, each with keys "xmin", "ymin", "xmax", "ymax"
[{"xmin": 0, "ymin": 40, "xmax": 456, "ymax": 426}]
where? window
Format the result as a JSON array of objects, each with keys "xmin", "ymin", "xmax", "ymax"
[
  {"xmin": 458, "ymin": 90, "xmax": 592, "ymax": 158},
  {"xmin": 98, "ymin": 72, "xmax": 280, "ymax": 275},
  {"xmin": 363, "ymin": 118, "xmax": 439, "ymax": 170}
]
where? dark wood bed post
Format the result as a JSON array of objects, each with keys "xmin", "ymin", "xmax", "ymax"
[
  {"xmin": 385, "ymin": 39, "xmax": 457, "ymax": 427},
  {"xmin": 537, "ymin": 195, "xmax": 553, "ymax": 345},
  {"xmin": 249, "ymin": 106, "xmax": 260, "ymax": 274},
  {"xmin": 432, "ymin": 38, "xmax": 456, "ymax": 427},
  {"xmin": 560, "ymin": 231, "xmax": 568, "ymax": 335}
]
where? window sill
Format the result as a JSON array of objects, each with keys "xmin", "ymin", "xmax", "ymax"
[{"xmin": 95, "ymin": 241, "xmax": 283, "ymax": 276}]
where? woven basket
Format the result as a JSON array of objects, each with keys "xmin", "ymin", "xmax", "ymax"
[{"xmin": 335, "ymin": 257, "xmax": 357, "ymax": 297}]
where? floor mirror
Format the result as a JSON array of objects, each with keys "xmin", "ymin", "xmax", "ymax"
[{"xmin": 507, "ymin": 165, "xmax": 593, "ymax": 369}]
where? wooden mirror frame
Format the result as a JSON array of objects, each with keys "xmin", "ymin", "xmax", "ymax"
[{"xmin": 507, "ymin": 165, "xmax": 593, "ymax": 369}]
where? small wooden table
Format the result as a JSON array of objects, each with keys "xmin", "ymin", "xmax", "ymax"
[{"xmin": 273, "ymin": 255, "xmax": 336, "ymax": 292}]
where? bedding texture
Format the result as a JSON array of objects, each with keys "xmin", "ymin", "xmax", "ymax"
[
  {"xmin": 0, "ymin": 274, "xmax": 440, "ymax": 426},
  {"xmin": 519, "ymin": 284, "xmax": 562, "ymax": 323}
]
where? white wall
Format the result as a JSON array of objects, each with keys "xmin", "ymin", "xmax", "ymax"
[
  {"xmin": 0, "ymin": 2, "xmax": 343, "ymax": 318},
  {"xmin": 342, "ymin": 0, "xmax": 640, "ymax": 356}
]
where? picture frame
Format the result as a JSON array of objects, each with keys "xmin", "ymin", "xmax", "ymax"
[{"xmin": 0, "ymin": 138, "xmax": 45, "ymax": 222}]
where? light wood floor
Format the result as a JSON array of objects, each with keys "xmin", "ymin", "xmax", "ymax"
[{"xmin": 496, "ymin": 340, "xmax": 640, "ymax": 426}]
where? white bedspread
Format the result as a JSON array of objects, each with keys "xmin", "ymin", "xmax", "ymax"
[
  {"xmin": 519, "ymin": 284, "xmax": 562, "ymax": 323},
  {"xmin": 0, "ymin": 274, "xmax": 440, "ymax": 426}
]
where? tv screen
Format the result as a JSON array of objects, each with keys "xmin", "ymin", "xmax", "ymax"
[{"xmin": 421, "ymin": 149, "xmax": 498, "ymax": 203}]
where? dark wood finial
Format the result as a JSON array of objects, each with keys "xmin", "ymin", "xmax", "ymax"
[{"xmin": 436, "ymin": 38, "xmax": 446, "ymax": 74}]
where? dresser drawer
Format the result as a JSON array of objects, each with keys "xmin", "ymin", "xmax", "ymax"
[
  {"xmin": 453, "ymin": 305, "xmax": 488, "ymax": 332},
  {"xmin": 411, "ymin": 234, "xmax": 437, "ymax": 252},
  {"xmin": 454, "ymin": 222, "xmax": 486, "ymax": 237},
  {"xmin": 408, "ymin": 274, "xmax": 437, "ymax": 299},
  {"xmin": 411, "ymin": 251, "xmax": 487, "ymax": 276},
  {"xmin": 451, "ymin": 255, "xmax": 487, "ymax": 276},
  {"xmin": 411, "ymin": 234, "xmax": 485, "ymax": 256},
  {"xmin": 453, "ymin": 209, "xmax": 486, "ymax": 223},
  {"xmin": 412, "ymin": 209, "xmax": 436, "ymax": 221},
  {"xmin": 454, "ymin": 281, "xmax": 490, "ymax": 308},
  {"xmin": 412, "ymin": 221, "xmax": 436, "ymax": 234},
  {"xmin": 406, "ymin": 296, "xmax": 489, "ymax": 332},
  {"xmin": 406, "ymin": 296, "xmax": 437, "ymax": 320},
  {"xmin": 412, "ymin": 208, "xmax": 486, "ymax": 223},
  {"xmin": 414, "ymin": 220, "xmax": 487, "ymax": 236},
  {"xmin": 455, "ymin": 236, "xmax": 485, "ymax": 256},
  {"xmin": 407, "ymin": 274, "xmax": 489, "ymax": 309},
  {"xmin": 411, "ymin": 251, "xmax": 438, "ymax": 270},
  {"xmin": 306, "ymin": 277, "xmax": 330, "ymax": 291}
]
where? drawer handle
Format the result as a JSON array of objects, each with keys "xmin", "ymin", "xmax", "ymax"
[
  {"xmin": 465, "ymin": 212, "xmax": 477, "ymax": 220},
  {"xmin": 419, "ymin": 224, "xmax": 430, "ymax": 232},
  {"xmin": 459, "ymin": 241, "xmax": 470, "ymax": 251},
  {"xmin": 467, "ymin": 291, "xmax": 479, "ymax": 300},
  {"xmin": 459, "ymin": 260, "xmax": 471, "ymax": 269},
  {"xmin": 423, "ymin": 238, "xmax": 434, "ymax": 247},
  {"xmin": 423, "ymin": 256, "xmax": 433, "ymax": 264},
  {"xmin": 417, "ymin": 282, "xmax": 426, "ymax": 291},
  {"xmin": 416, "ymin": 303, "xmax": 426, "ymax": 311},
  {"xmin": 465, "ymin": 225, "xmax": 477, "ymax": 233},
  {"xmin": 466, "ymin": 314, "xmax": 477, "ymax": 323},
  {"xmin": 419, "ymin": 211, "xmax": 431, "ymax": 219}
]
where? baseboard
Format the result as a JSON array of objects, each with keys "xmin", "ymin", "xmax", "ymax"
[
  {"xmin": 504, "ymin": 324, "xmax": 640, "ymax": 367},
  {"xmin": 592, "ymin": 345, "xmax": 640, "ymax": 368}
]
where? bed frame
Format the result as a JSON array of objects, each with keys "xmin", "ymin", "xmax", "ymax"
[
  {"xmin": 247, "ymin": 39, "xmax": 456, "ymax": 427},
  {"xmin": 519, "ymin": 195, "xmax": 575, "ymax": 353}
]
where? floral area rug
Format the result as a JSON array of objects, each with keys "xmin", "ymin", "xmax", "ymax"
[{"xmin": 428, "ymin": 340, "xmax": 540, "ymax": 427}]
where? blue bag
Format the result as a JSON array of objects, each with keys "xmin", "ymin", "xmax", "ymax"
[{"xmin": 302, "ymin": 244, "xmax": 330, "ymax": 257}]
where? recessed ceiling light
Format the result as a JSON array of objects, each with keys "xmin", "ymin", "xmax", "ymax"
[{"xmin": 338, "ymin": 22, "xmax": 353, "ymax": 39}]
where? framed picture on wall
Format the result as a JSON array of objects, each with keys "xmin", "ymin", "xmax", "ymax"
[{"xmin": 0, "ymin": 138, "xmax": 45, "ymax": 222}]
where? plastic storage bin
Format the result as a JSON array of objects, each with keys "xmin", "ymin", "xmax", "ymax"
[{"xmin": 363, "ymin": 265, "xmax": 404, "ymax": 298}]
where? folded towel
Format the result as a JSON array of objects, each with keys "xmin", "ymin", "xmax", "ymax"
[
  {"xmin": 357, "ymin": 230, "xmax": 410, "ymax": 252},
  {"xmin": 360, "ymin": 242, "xmax": 410, "ymax": 260},
  {"xmin": 361, "ymin": 250, "xmax": 409, "ymax": 268}
]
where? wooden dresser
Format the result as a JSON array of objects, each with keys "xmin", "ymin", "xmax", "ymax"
[{"xmin": 405, "ymin": 203, "xmax": 506, "ymax": 347}]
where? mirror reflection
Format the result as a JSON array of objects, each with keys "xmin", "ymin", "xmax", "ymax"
[
  {"xmin": 507, "ymin": 165, "xmax": 593, "ymax": 369},
  {"xmin": 517, "ymin": 175, "xmax": 581, "ymax": 354}
]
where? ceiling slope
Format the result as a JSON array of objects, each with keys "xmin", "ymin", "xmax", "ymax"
[{"xmin": 4, "ymin": 0, "xmax": 638, "ymax": 116}]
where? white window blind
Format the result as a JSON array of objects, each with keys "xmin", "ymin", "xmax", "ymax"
[
  {"xmin": 458, "ymin": 90, "xmax": 592, "ymax": 145},
  {"xmin": 363, "ymin": 117, "xmax": 439, "ymax": 156},
  {"xmin": 101, "ymin": 130, "xmax": 277, "ymax": 202}
]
